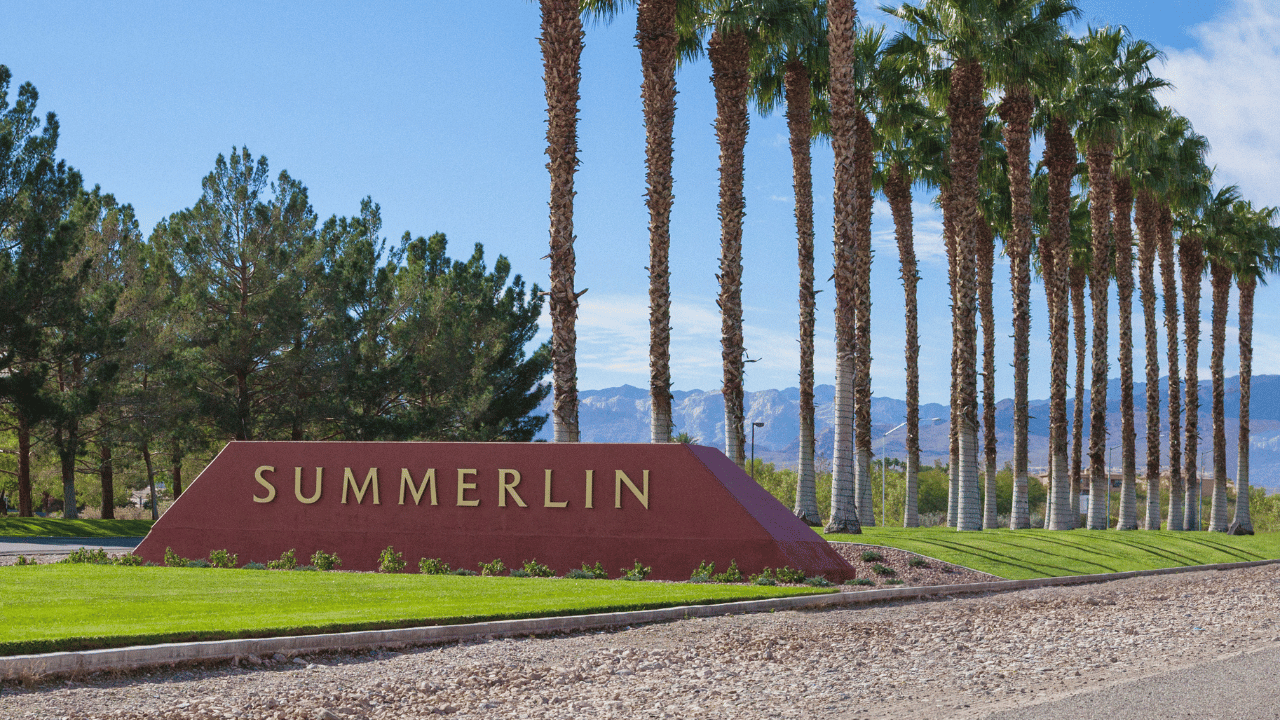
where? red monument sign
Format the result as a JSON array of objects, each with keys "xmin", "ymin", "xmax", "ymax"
[{"xmin": 135, "ymin": 442, "xmax": 855, "ymax": 581}]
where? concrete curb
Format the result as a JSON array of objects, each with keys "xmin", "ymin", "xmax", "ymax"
[{"xmin": 4, "ymin": 557, "xmax": 1278, "ymax": 680}]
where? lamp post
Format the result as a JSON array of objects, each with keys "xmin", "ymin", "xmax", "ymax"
[
  {"xmin": 750, "ymin": 422, "xmax": 765, "ymax": 480},
  {"xmin": 883, "ymin": 417, "xmax": 941, "ymax": 527}
]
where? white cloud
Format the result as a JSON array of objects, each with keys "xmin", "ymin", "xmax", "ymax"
[{"xmin": 1159, "ymin": 0, "xmax": 1280, "ymax": 207}]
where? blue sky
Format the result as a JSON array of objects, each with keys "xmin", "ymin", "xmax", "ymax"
[{"xmin": 5, "ymin": 0, "xmax": 1277, "ymax": 405}]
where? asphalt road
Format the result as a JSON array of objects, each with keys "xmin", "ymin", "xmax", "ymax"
[
  {"xmin": 0, "ymin": 536, "xmax": 142, "ymax": 555},
  {"xmin": 984, "ymin": 644, "xmax": 1280, "ymax": 720}
]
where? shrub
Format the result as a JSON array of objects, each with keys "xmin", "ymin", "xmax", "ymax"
[
  {"xmin": 208, "ymin": 550, "xmax": 239, "ymax": 569},
  {"xmin": 186, "ymin": 559, "xmax": 212, "ymax": 568},
  {"xmin": 14, "ymin": 555, "xmax": 37, "ymax": 566},
  {"xmin": 294, "ymin": 565, "xmax": 317, "ymax": 571},
  {"xmin": 419, "ymin": 557, "xmax": 451, "ymax": 575},
  {"xmin": 113, "ymin": 554, "xmax": 144, "ymax": 567},
  {"xmin": 266, "ymin": 549, "xmax": 298, "ymax": 571},
  {"xmin": 477, "ymin": 559, "xmax": 506, "ymax": 577},
  {"xmin": 310, "ymin": 550, "xmax": 341, "ymax": 571},
  {"xmin": 509, "ymin": 568, "xmax": 530, "ymax": 577},
  {"xmin": 565, "ymin": 561, "xmax": 608, "ymax": 579},
  {"xmin": 907, "ymin": 556, "xmax": 929, "ymax": 569},
  {"xmin": 849, "ymin": 578, "xmax": 874, "ymax": 587},
  {"xmin": 805, "ymin": 575, "xmax": 835, "ymax": 587},
  {"xmin": 451, "ymin": 568, "xmax": 478, "ymax": 576},
  {"xmin": 711, "ymin": 560, "xmax": 743, "ymax": 584},
  {"xmin": 62, "ymin": 547, "xmax": 111, "ymax": 565},
  {"xmin": 378, "ymin": 547, "xmax": 406, "ymax": 573},
  {"xmin": 620, "ymin": 560, "xmax": 651, "ymax": 581},
  {"xmin": 860, "ymin": 550, "xmax": 884, "ymax": 563},
  {"xmin": 163, "ymin": 547, "xmax": 190, "ymax": 568},
  {"xmin": 520, "ymin": 559, "xmax": 555, "ymax": 578},
  {"xmin": 871, "ymin": 563, "xmax": 896, "ymax": 577},
  {"xmin": 689, "ymin": 560, "xmax": 715, "ymax": 583},
  {"xmin": 884, "ymin": 578, "xmax": 905, "ymax": 585},
  {"xmin": 750, "ymin": 568, "xmax": 777, "ymax": 586},
  {"xmin": 242, "ymin": 562, "xmax": 267, "ymax": 570},
  {"xmin": 775, "ymin": 566, "xmax": 806, "ymax": 584}
]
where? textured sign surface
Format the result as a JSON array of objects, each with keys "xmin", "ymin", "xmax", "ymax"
[{"xmin": 135, "ymin": 442, "xmax": 855, "ymax": 581}]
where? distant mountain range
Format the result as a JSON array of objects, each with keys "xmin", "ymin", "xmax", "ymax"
[{"xmin": 534, "ymin": 376, "xmax": 1280, "ymax": 491}]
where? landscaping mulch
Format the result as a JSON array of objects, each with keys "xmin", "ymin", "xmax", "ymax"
[{"xmin": 829, "ymin": 541, "xmax": 1003, "ymax": 589}]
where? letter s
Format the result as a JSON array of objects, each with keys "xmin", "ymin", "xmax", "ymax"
[{"xmin": 254, "ymin": 466, "xmax": 277, "ymax": 503}]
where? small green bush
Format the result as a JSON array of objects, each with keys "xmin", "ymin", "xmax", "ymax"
[
  {"xmin": 478, "ymin": 559, "xmax": 506, "ymax": 577},
  {"xmin": 884, "ymin": 578, "xmax": 905, "ymax": 585},
  {"xmin": 186, "ymin": 559, "xmax": 212, "ymax": 568},
  {"xmin": 711, "ymin": 559, "xmax": 743, "ymax": 584},
  {"xmin": 849, "ymin": 578, "xmax": 874, "ymax": 586},
  {"xmin": 62, "ymin": 547, "xmax": 111, "ymax": 565},
  {"xmin": 871, "ymin": 563, "xmax": 896, "ymax": 577},
  {"xmin": 14, "ymin": 555, "xmax": 37, "ymax": 566},
  {"xmin": 294, "ymin": 565, "xmax": 317, "ymax": 571},
  {"xmin": 266, "ymin": 549, "xmax": 298, "ymax": 571},
  {"xmin": 620, "ymin": 560, "xmax": 651, "ymax": 581},
  {"xmin": 689, "ymin": 560, "xmax": 715, "ymax": 583},
  {"xmin": 775, "ymin": 566, "xmax": 806, "ymax": 584},
  {"xmin": 163, "ymin": 547, "xmax": 191, "ymax": 568},
  {"xmin": 565, "ymin": 561, "xmax": 608, "ymax": 579},
  {"xmin": 378, "ymin": 547, "xmax": 406, "ymax": 573},
  {"xmin": 908, "ymin": 556, "xmax": 929, "ymax": 568},
  {"xmin": 750, "ymin": 568, "xmax": 777, "ymax": 586},
  {"xmin": 113, "ymin": 554, "xmax": 144, "ymax": 567},
  {"xmin": 418, "ymin": 557, "xmax": 451, "ymax": 575},
  {"xmin": 242, "ymin": 562, "xmax": 267, "ymax": 570},
  {"xmin": 509, "ymin": 569, "xmax": 530, "ymax": 577},
  {"xmin": 805, "ymin": 575, "xmax": 835, "ymax": 587},
  {"xmin": 520, "ymin": 559, "xmax": 555, "ymax": 578},
  {"xmin": 860, "ymin": 550, "xmax": 884, "ymax": 562},
  {"xmin": 208, "ymin": 550, "xmax": 238, "ymax": 569},
  {"xmin": 451, "ymin": 568, "xmax": 478, "ymax": 576},
  {"xmin": 310, "ymin": 550, "xmax": 341, "ymax": 571}
]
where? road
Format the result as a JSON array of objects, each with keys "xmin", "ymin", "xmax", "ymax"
[{"xmin": 0, "ymin": 537, "xmax": 142, "ymax": 556}]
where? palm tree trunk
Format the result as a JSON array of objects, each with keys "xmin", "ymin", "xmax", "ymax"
[
  {"xmin": 1136, "ymin": 190, "xmax": 1162, "ymax": 529},
  {"xmin": 978, "ymin": 215, "xmax": 998, "ymax": 529},
  {"xmin": 1114, "ymin": 176, "xmax": 1138, "ymax": 530},
  {"xmin": 1070, "ymin": 266, "xmax": 1087, "ymax": 527},
  {"xmin": 1000, "ymin": 86, "xmax": 1034, "ymax": 530},
  {"xmin": 1180, "ymin": 235, "xmax": 1204, "ymax": 530},
  {"xmin": 638, "ymin": 0, "xmax": 678, "ymax": 445},
  {"xmin": 1045, "ymin": 116, "xmax": 1075, "ymax": 531},
  {"xmin": 786, "ymin": 59, "xmax": 820, "ymax": 526},
  {"xmin": 941, "ymin": 186, "xmax": 959, "ymax": 528},
  {"xmin": 1208, "ymin": 261, "xmax": 1231, "ymax": 531},
  {"xmin": 1085, "ymin": 144, "xmax": 1114, "ymax": 531},
  {"xmin": 709, "ymin": 29, "xmax": 750, "ymax": 468},
  {"xmin": 1159, "ymin": 204, "xmax": 1184, "ymax": 530},
  {"xmin": 824, "ymin": 0, "xmax": 861, "ymax": 534},
  {"xmin": 886, "ymin": 163, "xmax": 921, "ymax": 527},
  {"xmin": 1233, "ymin": 276, "xmax": 1255, "ymax": 531},
  {"xmin": 541, "ymin": 0, "xmax": 582, "ymax": 443},
  {"xmin": 853, "ymin": 109, "xmax": 875, "ymax": 527},
  {"xmin": 948, "ymin": 58, "xmax": 983, "ymax": 532}
]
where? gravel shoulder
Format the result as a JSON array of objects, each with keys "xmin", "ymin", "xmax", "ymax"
[{"xmin": 3, "ymin": 562, "xmax": 1276, "ymax": 720}]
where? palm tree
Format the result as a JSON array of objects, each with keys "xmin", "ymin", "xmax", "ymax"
[
  {"xmin": 1231, "ymin": 202, "xmax": 1280, "ymax": 532},
  {"xmin": 1070, "ymin": 27, "xmax": 1166, "ymax": 530},
  {"xmin": 540, "ymin": 0, "xmax": 584, "ymax": 443},
  {"xmin": 750, "ymin": 0, "xmax": 827, "ymax": 525},
  {"xmin": 824, "ymin": 0, "xmax": 861, "ymax": 534},
  {"xmin": 977, "ymin": 125, "xmax": 1011, "ymax": 530},
  {"xmin": 1068, "ymin": 203, "xmax": 1090, "ymax": 528},
  {"xmin": 1112, "ymin": 167, "xmax": 1138, "ymax": 530}
]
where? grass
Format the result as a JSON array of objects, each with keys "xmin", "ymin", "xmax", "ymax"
[
  {"xmin": 0, "ymin": 565, "xmax": 833, "ymax": 656},
  {"xmin": 0, "ymin": 518, "xmax": 153, "ymax": 538},
  {"xmin": 822, "ymin": 526, "xmax": 1280, "ymax": 580}
]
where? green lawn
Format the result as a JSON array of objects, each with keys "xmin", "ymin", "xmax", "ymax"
[
  {"xmin": 0, "ymin": 518, "xmax": 153, "ymax": 538},
  {"xmin": 823, "ymin": 526, "xmax": 1280, "ymax": 580},
  {"xmin": 0, "ymin": 565, "xmax": 832, "ymax": 656}
]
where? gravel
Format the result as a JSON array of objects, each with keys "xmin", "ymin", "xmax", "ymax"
[{"xmin": 2, "ymin": 562, "xmax": 1277, "ymax": 720}]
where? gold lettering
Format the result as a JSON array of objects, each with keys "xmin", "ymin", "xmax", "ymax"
[
  {"xmin": 399, "ymin": 468, "xmax": 437, "ymax": 506},
  {"xmin": 294, "ymin": 467, "xmax": 323, "ymax": 504},
  {"xmin": 585, "ymin": 469, "xmax": 594, "ymax": 509},
  {"xmin": 342, "ymin": 467, "xmax": 380, "ymax": 504},
  {"xmin": 543, "ymin": 469, "xmax": 568, "ymax": 508},
  {"xmin": 499, "ymin": 469, "xmax": 527, "ymax": 508},
  {"xmin": 615, "ymin": 470, "xmax": 649, "ymax": 509},
  {"xmin": 457, "ymin": 468, "xmax": 479, "ymax": 506},
  {"xmin": 253, "ymin": 466, "xmax": 276, "ymax": 503}
]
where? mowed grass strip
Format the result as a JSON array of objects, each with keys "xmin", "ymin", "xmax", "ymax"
[
  {"xmin": 0, "ymin": 565, "xmax": 832, "ymax": 656},
  {"xmin": 821, "ymin": 527, "xmax": 1280, "ymax": 580},
  {"xmin": 0, "ymin": 518, "xmax": 153, "ymax": 538}
]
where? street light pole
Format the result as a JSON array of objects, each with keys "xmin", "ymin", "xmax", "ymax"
[
  {"xmin": 750, "ymin": 422, "xmax": 765, "ymax": 480},
  {"xmin": 881, "ymin": 422, "xmax": 907, "ymax": 528}
]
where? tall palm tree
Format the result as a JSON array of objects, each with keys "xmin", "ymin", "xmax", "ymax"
[
  {"xmin": 977, "ymin": 125, "xmax": 1011, "ymax": 530},
  {"xmin": 540, "ymin": 0, "xmax": 584, "ymax": 443},
  {"xmin": 1069, "ymin": 235, "xmax": 1088, "ymax": 527},
  {"xmin": 824, "ymin": 0, "xmax": 862, "ymax": 534},
  {"xmin": 1112, "ymin": 167, "xmax": 1138, "ymax": 530},
  {"xmin": 1231, "ymin": 202, "xmax": 1280, "ymax": 532},
  {"xmin": 1178, "ymin": 223, "xmax": 1206, "ymax": 530},
  {"xmin": 1198, "ymin": 185, "xmax": 1242, "ymax": 532},
  {"xmin": 1070, "ymin": 27, "xmax": 1166, "ymax": 530},
  {"xmin": 750, "ymin": 0, "xmax": 827, "ymax": 525}
]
